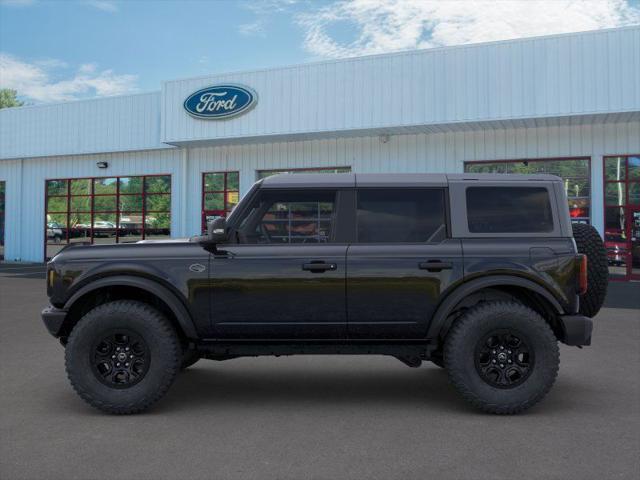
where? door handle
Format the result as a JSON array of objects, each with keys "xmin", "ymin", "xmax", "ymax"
[
  {"xmin": 302, "ymin": 262, "xmax": 337, "ymax": 272},
  {"xmin": 419, "ymin": 261, "xmax": 453, "ymax": 272}
]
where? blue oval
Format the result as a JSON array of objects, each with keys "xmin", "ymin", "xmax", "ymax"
[{"xmin": 183, "ymin": 84, "xmax": 257, "ymax": 119}]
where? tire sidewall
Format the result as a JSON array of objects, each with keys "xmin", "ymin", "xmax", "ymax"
[
  {"xmin": 66, "ymin": 302, "xmax": 179, "ymax": 409},
  {"xmin": 445, "ymin": 303, "xmax": 559, "ymax": 410}
]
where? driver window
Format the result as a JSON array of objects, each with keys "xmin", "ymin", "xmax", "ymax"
[{"xmin": 237, "ymin": 190, "xmax": 337, "ymax": 244}]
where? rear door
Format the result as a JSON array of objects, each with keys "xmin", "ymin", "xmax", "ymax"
[{"xmin": 346, "ymin": 188, "xmax": 463, "ymax": 338}]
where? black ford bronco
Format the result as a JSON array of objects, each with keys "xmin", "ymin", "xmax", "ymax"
[{"xmin": 42, "ymin": 173, "xmax": 608, "ymax": 415}]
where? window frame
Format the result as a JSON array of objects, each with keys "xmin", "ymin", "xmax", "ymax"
[
  {"xmin": 228, "ymin": 188, "xmax": 351, "ymax": 245},
  {"xmin": 353, "ymin": 187, "xmax": 450, "ymax": 244},
  {"xmin": 44, "ymin": 174, "xmax": 171, "ymax": 259},
  {"xmin": 201, "ymin": 171, "xmax": 240, "ymax": 232},
  {"xmin": 603, "ymin": 154, "xmax": 640, "ymax": 281},
  {"xmin": 463, "ymin": 157, "xmax": 592, "ymax": 224}
]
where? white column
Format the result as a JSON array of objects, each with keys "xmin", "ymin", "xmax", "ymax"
[{"xmin": 179, "ymin": 148, "xmax": 188, "ymax": 237}]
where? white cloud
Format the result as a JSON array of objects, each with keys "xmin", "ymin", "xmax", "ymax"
[
  {"xmin": 78, "ymin": 63, "xmax": 97, "ymax": 74},
  {"xmin": 84, "ymin": 0, "xmax": 118, "ymax": 13},
  {"xmin": 34, "ymin": 58, "xmax": 69, "ymax": 69},
  {"xmin": 0, "ymin": 53, "xmax": 138, "ymax": 103},
  {"xmin": 297, "ymin": 0, "xmax": 640, "ymax": 58},
  {"xmin": 242, "ymin": 0, "xmax": 298, "ymax": 15},
  {"xmin": 238, "ymin": 19, "xmax": 266, "ymax": 36}
]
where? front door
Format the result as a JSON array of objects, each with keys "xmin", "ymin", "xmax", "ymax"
[
  {"xmin": 210, "ymin": 188, "xmax": 348, "ymax": 338},
  {"xmin": 347, "ymin": 188, "xmax": 464, "ymax": 338}
]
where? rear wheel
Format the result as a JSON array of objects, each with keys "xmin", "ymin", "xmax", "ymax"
[
  {"xmin": 444, "ymin": 301, "xmax": 559, "ymax": 414},
  {"xmin": 572, "ymin": 223, "xmax": 608, "ymax": 318},
  {"xmin": 65, "ymin": 300, "xmax": 181, "ymax": 414}
]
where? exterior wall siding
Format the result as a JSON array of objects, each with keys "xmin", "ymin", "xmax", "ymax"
[
  {"xmin": 162, "ymin": 27, "xmax": 640, "ymax": 144},
  {"xmin": 0, "ymin": 92, "xmax": 168, "ymax": 160},
  {"xmin": 1, "ymin": 119, "xmax": 639, "ymax": 262}
]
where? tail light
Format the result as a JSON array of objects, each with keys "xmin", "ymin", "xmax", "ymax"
[{"xmin": 577, "ymin": 254, "xmax": 588, "ymax": 295}]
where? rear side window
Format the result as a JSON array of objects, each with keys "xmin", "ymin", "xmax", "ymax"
[
  {"xmin": 357, "ymin": 189, "xmax": 447, "ymax": 243},
  {"xmin": 466, "ymin": 187, "xmax": 553, "ymax": 233}
]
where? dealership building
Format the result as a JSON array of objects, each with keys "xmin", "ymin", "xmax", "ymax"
[{"xmin": 0, "ymin": 26, "xmax": 639, "ymax": 279}]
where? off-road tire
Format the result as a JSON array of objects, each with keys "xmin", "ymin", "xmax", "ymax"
[
  {"xmin": 572, "ymin": 223, "xmax": 608, "ymax": 318},
  {"xmin": 444, "ymin": 301, "xmax": 559, "ymax": 414},
  {"xmin": 181, "ymin": 349, "xmax": 200, "ymax": 370},
  {"xmin": 65, "ymin": 300, "xmax": 181, "ymax": 414}
]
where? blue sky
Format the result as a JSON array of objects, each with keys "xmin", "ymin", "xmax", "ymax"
[{"xmin": 1, "ymin": 0, "xmax": 639, "ymax": 104}]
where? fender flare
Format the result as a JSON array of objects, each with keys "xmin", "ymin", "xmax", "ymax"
[
  {"xmin": 63, "ymin": 275, "xmax": 198, "ymax": 339},
  {"xmin": 426, "ymin": 275, "xmax": 565, "ymax": 340}
]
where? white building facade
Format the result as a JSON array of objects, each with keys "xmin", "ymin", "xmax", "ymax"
[{"xmin": 1, "ymin": 27, "xmax": 639, "ymax": 279}]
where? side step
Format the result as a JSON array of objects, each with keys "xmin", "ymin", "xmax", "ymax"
[{"xmin": 197, "ymin": 340, "xmax": 436, "ymax": 359}]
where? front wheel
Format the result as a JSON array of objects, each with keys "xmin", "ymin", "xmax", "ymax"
[
  {"xmin": 65, "ymin": 300, "xmax": 181, "ymax": 414},
  {"xmin": 444, "ymin": 301, "xmax": 559, "ymax": 414}
]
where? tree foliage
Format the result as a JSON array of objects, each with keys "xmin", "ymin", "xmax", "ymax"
[{"xmin": 0, "ymin": 89, "xmax": 24, "ymax": 109}]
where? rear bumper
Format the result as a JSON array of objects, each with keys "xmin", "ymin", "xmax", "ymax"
[
  {"xmin": 41, "ymin": 306, "xmax": 68, "ymax": 338},
  {"xmin": 559, "ymin": 314, "xmax": 593, "ymax": 346}
]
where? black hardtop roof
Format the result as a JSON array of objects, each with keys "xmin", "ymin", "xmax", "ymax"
[{"xmin": 259, "ymin": 172, "xmax": 562, "ymax": 188}]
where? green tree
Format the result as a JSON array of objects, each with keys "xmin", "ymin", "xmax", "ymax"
[{"xmin": 0, "ymin": 89, "xmax": 24, "ymax": 109}]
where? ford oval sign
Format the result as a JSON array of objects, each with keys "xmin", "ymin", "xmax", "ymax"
[{"xmin": 183, "ymin": 84, "xmax": 257, "ymax": 120}]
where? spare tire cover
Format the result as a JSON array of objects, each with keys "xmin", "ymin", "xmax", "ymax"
[{"xmin": 572, "ymin": 223, "xmax": 609, "ymax": 318}]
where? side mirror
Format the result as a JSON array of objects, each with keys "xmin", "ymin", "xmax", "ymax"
[{"xmin": 207, "ymin": 217, "xmax": 228, "ymax": 244}]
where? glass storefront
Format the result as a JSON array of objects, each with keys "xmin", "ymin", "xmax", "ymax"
[
  {"xmin": 604, "ymin": 155, "xmax": 640, "ymax": 280},
  {"xmin": 0, "ymin": 181, "xmax": 5, "ymax": 260},
  {"xmin": 257, "ymin": 166, "xmax": 352, "ymax": 180},
  {"xmin": 45, "ymin": 175, "xmax": 171, "ymax": 259},
  {"xmin": 201, "ymin": 171, "xmax": 239, "ymax": 231},
  {"xmin": 464, "ymin": 158, "xmax": 591, "ymax": 224}
]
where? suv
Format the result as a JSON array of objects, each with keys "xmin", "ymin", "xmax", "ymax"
[{"xmin": 42, "ymin": 173, "xmax": 608, "ymax": 415}]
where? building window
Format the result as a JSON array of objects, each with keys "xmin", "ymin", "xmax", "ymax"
[
  {"xmin": 603, "ymin": 155, "xmax": 640, "ymax": 280},
  {"xmin": 464, "ymin": 158, "xmax": 591, "ymax": 224},
  {"xmin": 201, "ymin": 171, "xmax": 239, "ymax": 232},
  {"xmin": 0, "ymin": 181, "xmax": 5, "ymax": 260},
  {"xmin": 45, "ymin": 175, "xmax": 171, "ymax": 259},
  {"xmin": 257, "ymin": 166, "xmax": 351, "ymax": 180}
]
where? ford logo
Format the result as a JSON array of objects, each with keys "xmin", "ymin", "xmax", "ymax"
[{"xmin": 183, "ymin": 84, "xmax": 257, "ymax": 119}]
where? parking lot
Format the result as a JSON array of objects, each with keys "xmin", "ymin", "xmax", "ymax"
[{"xmin": 0, "ymin": 263, "xmax": 638, "ymax": 480}]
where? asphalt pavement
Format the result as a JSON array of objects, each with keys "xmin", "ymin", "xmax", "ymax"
[{"xmin": 0, "ymin": 265, "xmax": 639, "ymax": 480}]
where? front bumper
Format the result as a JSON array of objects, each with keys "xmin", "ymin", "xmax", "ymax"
[
  {"xmin": 41, "ymin": 306, "xmax": 68, "ymax": 337},
  {"xmin": 559, "ymin": 314, "xmax": 593, "ymax": 346}
]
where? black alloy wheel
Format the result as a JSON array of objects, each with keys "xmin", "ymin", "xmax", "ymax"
[
  {"xmin": 91, "ymin": 330, "xmax": 150, "ymax": 388},
  {"xmin": 474, "ymin": 330, "xmax": 533, "ymax": 388}
]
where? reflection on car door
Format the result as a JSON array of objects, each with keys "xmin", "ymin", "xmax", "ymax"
[
  {"xmin": 210, "ymin": 189, "xmax": 349, "ymax": 339},
  {"xmin": 346, "ymin": 188, "xmax": 464, "ymax": 338}
]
